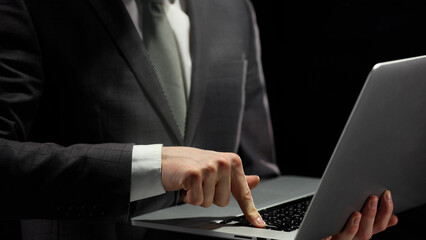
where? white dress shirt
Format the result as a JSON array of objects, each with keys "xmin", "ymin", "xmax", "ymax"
[{"xmin": 122, "ymin": 0, "xmax": 192, "ymax": 201}]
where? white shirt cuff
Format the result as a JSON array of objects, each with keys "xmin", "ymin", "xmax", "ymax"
[{"xmin": 130, "ymin": 144, "xmax": 166, "ymax": 202}]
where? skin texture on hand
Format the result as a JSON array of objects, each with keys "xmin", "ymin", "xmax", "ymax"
[
  {"xmin": 161, "ymin": 146, "xmax": 266, "ymax": 228},
  {"xmin": 322, "ymin": 190, "xmax": 398, "ymax": 240}
]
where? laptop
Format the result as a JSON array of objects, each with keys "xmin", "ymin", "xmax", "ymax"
[{"xmin": 132, "ymin": 55, "xmax": 426, "ymax": 240}]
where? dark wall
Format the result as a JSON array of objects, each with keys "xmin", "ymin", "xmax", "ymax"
[{"xmin": 252, "ymin": 0, "xmax": 426, "ymax": 177}]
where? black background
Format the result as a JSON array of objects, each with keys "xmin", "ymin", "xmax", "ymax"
[
  {"xmin": 252, "ymin": 0, "xmax": 426, "ymax": 177},
  {"xmin": 251, "ymin": 1, "xmax": 426, "ymax": 238}
]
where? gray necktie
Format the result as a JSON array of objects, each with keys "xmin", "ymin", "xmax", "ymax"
[{"xmin": 142, "ymin": 0, "xmax": 187, "ymax": 138}]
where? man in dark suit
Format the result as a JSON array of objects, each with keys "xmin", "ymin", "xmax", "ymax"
[{"xmin": 0, "ymin": 0, "xmax": 396, "ymax": 239}]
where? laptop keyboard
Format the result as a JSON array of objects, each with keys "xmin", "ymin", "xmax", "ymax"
[{"xmin": 220, "ymin": 195, "xmax": 313, "ymax": 232}]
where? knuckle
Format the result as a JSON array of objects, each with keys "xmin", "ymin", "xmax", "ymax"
[
  {"xmin": 204, "ymin": 161, "xmax": 217, "ymax": 174},
  {"xmin": 376, "ymin": 227, "xmax": 386, "ymax": 234},
  {"xmin": 341, "ymin": 224, "xmax": 357, "ymax": 238},
  {"xmin": 179, "ymin": 180, "xmax": 189, "ymax": 191},
  {"xmin": 214, "ymin": 197, "xmax": 230, "ymax": 207},
  {"xmin": 185, "ymin": 196, "xmax": 202, "ymax": 206},
  {"xmin": 215, "ymin": 200, "xmax": 229, "ymax": 207},
  {"xmin": 375, "ymin": 223, "xmax": 387, "ymax": 233},
  {"xmin": 186, "ymin": 169, "xmax": 202, "ymax": 182},
  {"xmin": 358, "ymin": 232, "xmax": 373, "ymax": 240},
  {"xmin": 193, "ymin": 196, "xmax": 204, "ymax": 206},
  {"xmin": 216, "ymin": 157, "xmax": 231, "ymax": 170},
  {"xmin": 201, "ymin": 201, "xmax": 213, "ymax": 208},
  {"xmin": 387, "ymin": 200, "xmax": 394, "ymax": 211},
  {"xmin": 230, "ymin": 154, "xmax": 243, "ymax": 168},
  {"xmin": 347, "ymin": 225, "xmax": 358, "ymax": 236},
  {"xmin": 246, "ymin": 206, "xmax": 258, "ymax": 217},
  {"xmin": 241, "ymin": 188, "xmax": 253, "ymax": 202}
]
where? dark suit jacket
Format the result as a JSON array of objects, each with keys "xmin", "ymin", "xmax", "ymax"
[{"xmin": 0, "ymin": 0, "xmax": 279, "ymax": 239}]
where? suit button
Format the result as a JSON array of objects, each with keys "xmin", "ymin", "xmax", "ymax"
[
  {"xmin": 56, "ymin": 205, "xmax": 66, "ymax": 217},
  {"xmin": 66, "ymin": 206, "xmax": 78, "ymax": 217},
  {"xmin": 79, "ymin": 205, "xmax": 88, "ymax": 217},
  {"xmin": 56, "ymin": 205, "xmax": 64, "ymax": 213},
  {"xmin": 89, "ymin": 205, "xmax": 98, "ymax": 217}
]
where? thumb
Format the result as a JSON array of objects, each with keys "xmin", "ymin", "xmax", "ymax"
[{"xmin": 245, "ymin": 175, "xmax": 260, "ymax": 190}]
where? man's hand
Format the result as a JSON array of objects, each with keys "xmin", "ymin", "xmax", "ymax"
[
  {"xmin": 161, "ymin": 146, "xmax": 266, "ymax": 228},
  {"xmin": 322, "ymin": 190, "xmax": 398, "ymax": 240}
]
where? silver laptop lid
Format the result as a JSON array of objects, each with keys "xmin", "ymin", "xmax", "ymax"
[{"xmin": 296, "ymin": 55, "xmax": 426, "ymax": 239}]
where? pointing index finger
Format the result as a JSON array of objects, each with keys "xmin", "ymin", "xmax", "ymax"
[{"xmin": 229, "ymin": 154, "xmax": 265, "ymax": 228}]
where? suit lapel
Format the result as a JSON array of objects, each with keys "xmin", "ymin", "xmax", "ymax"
[
  {"xmin": 87, "ymin": 0, "xmax": 183, "ymax": 144},
  {"xmin": 184, "ymin": 0, "xmax": 210, "ymax": 146}
]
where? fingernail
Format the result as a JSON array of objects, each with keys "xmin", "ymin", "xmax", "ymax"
[
  {"xmin": 385, "ymin": 191, "xmax": 392, "ymax": 202},
  {"xmin": 353, "ymin": 216, "xmax": 361, "ymax": 226},
  {"xmin": 370, "ymin": 196, "xmax": 378, "ymax": 209},
  {"xmin": 255, "ymin": 216, "xmax": 266, "ymax": 227}
]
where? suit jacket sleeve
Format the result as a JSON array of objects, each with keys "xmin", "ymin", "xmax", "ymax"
[
  {"xmin": 0, "ymin": 0, "xmax": 132, "ymax": 221},
  {"xmin": 238, "ymin": 0, "xmax": 281, "ymax": 178}
]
